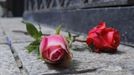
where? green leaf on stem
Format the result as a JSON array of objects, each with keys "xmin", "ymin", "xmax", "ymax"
[
  {"xmin": 24, "ymin": 22, "xmax": 43, "ymax": 59},
  {"xmin": 38, "ymin": 24, "xmax": 43, "ymax": 38},
  {"xmin": 38, "ymin": 31, "xmax": 43, "ymax": 38},
  {"xmin": 26, "ymin": 40, "xmax": 40, "ymax": 54},
  {"xmin": 34, "ymin": 46, "xmax": 40, "ymax": 58},
  {"xmin": 68, "ymin": 32, "xmax": 71, "ymax": 39},
  {"xmin": 67, "ymin": 32, "xmax": 74, "ymax": 48},
  {"xmin": 26, "ymin": 23, "xmax": 40, "ymax": 40},
  {"xmin": 55, "ymin": 25, "xmax": 62, "ymax": 35}
]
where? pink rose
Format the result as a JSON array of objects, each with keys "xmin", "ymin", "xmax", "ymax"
[
  {"xmin": 40, "ymin": 35, "xmax": 72, "ymax": 65},
  {"xmin": 86, "ymin": 22, "xmax": 120, "ymax": 53}
]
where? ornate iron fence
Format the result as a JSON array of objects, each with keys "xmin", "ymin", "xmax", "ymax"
[{"xmin": 24, "ymin": 0, "xmax": 132, "ymax": 11}]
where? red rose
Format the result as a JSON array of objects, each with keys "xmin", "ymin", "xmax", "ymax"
[
  {"xmin": 86, "ymin": 22, "xmax": 120, "ymax": 53},
  {"xmin": 40, "ymin": 35, "xmax": 72, "ymax": 65}
]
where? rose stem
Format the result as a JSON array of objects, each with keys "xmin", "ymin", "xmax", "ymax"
[
  {"xmin": 74, "ymin": 38, "xmax": 86, "ymax": 43},
  {"xmin": 12, "ymin": 31, "xmax": 86, "ymax": 42},
  {"xmin": 43, "ymin": 31, "xmax": 87, "ymax": 43},
  {"xmin": 43, "ymin": 34, "xmax": 50, "ymax": 36}
]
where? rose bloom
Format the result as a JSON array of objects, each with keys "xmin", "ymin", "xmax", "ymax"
[
  {"xmin": 86, "ymin": 22, "xmax": 120, "ymax": 53},
  {"xmin": 40, "ymin": 35, "xmax": 72, "ymax": 65}
]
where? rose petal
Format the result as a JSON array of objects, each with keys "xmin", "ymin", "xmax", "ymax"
[
  {"xmin": 102, "ymin": 28, "xmax": 120, "ymax": 48},
  {"xmin": 102, "ymin": 29, "xmax": 114, "ymax": 45},
  {"xmin": 46, "ymin": 35, "xmax": 67, "ymax": 51},
  {"xmin": 40, "ymin": 36, "xmax": 48, "ymax": 55},
  {"xmin": 86, "ymin": 22, "xmax": 120, "ymax": 53},
  {"xmin": 48, "ymin": 45, "xmax": 65, "ymax": 62},
  {"xmin": 93, "ymin": 36, "xmax": 105, "ymax": 49},
  {"xmin": 112, "ymin": 30, "xmax": 120, "ymax": 48},
  {"xmin": 96, "ymin": 22, "xmax": 106, "ymax": 29},
  {"xmin": 86, "ymin": 33, "xmax": 97, "ymax": 45},
  {"xmin": 89, "ymin": 22, "xmax": 106, "ymax": 34},
  {"xmin": 40, "ymin": 35, "xmax": 71, "ymax": 64}
]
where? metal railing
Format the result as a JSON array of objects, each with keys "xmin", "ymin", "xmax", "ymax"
[{"xmin": 25, "ymin": 0, "xmax": 131, "ymax": 11}]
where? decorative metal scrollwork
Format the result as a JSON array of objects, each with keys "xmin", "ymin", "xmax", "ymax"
[
  {"xmin": 24, "ymin": 0, "xmax": 92, "ymax": 11},
  {"xmin": 25, "ymin": 0, "xmax": 129, "ymax": 11}
]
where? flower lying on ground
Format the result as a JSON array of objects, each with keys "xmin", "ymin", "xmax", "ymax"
[
  {"xmin": 86, "ymin": 22, "xmax": 120, "ymax": 53},
  {"xmin": 25, "ymin": 23, "xmax": 72, "ymax": 67},
  {"xmin": 25, "ymin": 21, "xmax": 121, "ymax": 67},
  {"xmin": 40, "ymin": 35, "xmax": 72, "ymax": 64}
]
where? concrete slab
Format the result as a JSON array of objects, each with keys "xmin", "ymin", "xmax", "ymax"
[{"xmin": 0, "ymin": 45, "xmax": 21, "ymax": 75}]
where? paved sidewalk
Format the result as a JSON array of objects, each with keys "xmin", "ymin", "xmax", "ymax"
[{"xmin": 0, "ymin": 18, "xmax": 134, "ymax": 75}]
